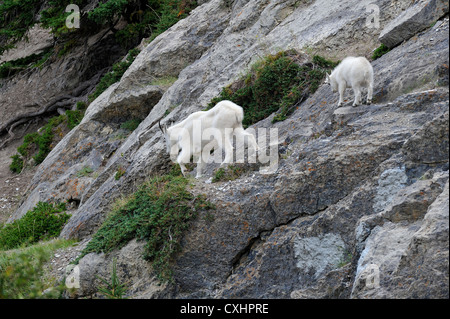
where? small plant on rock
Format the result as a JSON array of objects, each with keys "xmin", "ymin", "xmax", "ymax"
[
  {"xmin": 372, "ymin": 43, "xmax": 390, "ymax": 60},
  {"xmin": 97, "ymin": 258, "xmax": 127, "ymax": 299}
]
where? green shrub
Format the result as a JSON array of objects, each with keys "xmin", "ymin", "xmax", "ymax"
[
  {"xmin": 79, "ymin": 170, "xmax": 214, "ymax": 282},
  {"xmin": 0, "ymin": 0, "xmax": 197, "ymax": 85},
  {"xmin": 149, "ymin": 0, "xmax": 195, "ymax": 38},
  {"xmin": 14, "ymin": 128, "xmax": 52, "ymax": 170},
  {"xmin": 372, "ymin": 43, "xmax": 390, "ymax": 60},
  {"xmin": 213, "ymin": 168, "xmax": 226, "ymax": 183},
  {"xmin": 65, "ymin": 103, "xmax": 87, "ymax": 129},
  {"xmin": 65, "ymin": 109, "xmax": 85, "ymax": 129},
  {"xmin": 117, "ymin": 0, "xmax": 198, "ymax": 46},
  {"xmin": 0, "ymin": 202, "xmax": 70, "ymax": 250},
  {"xmin": 0, "ymin": 239, "xmax": 74, "ymax": 299},
  {"xmin": 208, "ymin": 51, "xmax": 338, "ymax": 126},
  {"xmin": 67, "ymin": 101, "xmax": 87, "ymax": 129},
  {"xmin": 1, "ymin": 0, "xmax": 198, "ymax": 59},
  {"xmin": 18, "ymin": 115, "xmax": 66, "ymax": 166},
  {"xmin": 40, "ymin": 0, "xmax": 82, "ymax": 36},
  {"xmin": 33, "ymin": 125, "xmax": 56, "ymax": 164},
  {"xmin": 9, "ymin": 155, "xmax": 24, "ymax": 174},
  {"xmin": 75, "ymin": 101, "xmax": 87, "ymax": 110},
  {"xmin": 86, "ymin": 0, "xmax": 198, "ymax": 99},
  {"xmin": 87, "ymin": 0, "xmax": 128, "ymax": 25},
  {"xmin": 0, "ymin": 62, "xmax": 15, "ymax": 78},
  {"xmin": 33, "ymin": 115, "xmax": 66, "ymax": 164},
  {"xmin": 0, "ymin": 0, "xmax": 42, "ymax": 55},
  {"xmin": 17, "ymin": 132, "xmax": 39, "ymax": 159}
]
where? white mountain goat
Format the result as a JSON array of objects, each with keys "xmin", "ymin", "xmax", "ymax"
[
  {"xmin": 325, "ymin": 56, "xmax": 374, "ymax": 107},
  {"xmin": 159, "ymin": 100, "xmax": 258, "ymax": 178}
]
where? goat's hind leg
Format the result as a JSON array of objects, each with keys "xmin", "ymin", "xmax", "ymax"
[
  {"xmin": 352, "ymin": 85, "xmax": 362, "ymax": 107},
  {"xmin": 366, "ymin": 83, "xmax": 373, "ymax": 105}
]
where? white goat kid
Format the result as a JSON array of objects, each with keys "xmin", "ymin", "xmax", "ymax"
[
  {"xmin": 325, "ymin": 56, "xmax": 374, "ymax": 107},
  {"xmin": 160, "ymin": 100, "xmax": 258, "ymax": 178}
]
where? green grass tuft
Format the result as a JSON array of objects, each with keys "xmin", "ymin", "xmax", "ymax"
[
  {"xmin": 9, "ymin": 155, "xmax": 24, "ymax": 174},
  {"xmin": 372, "ymin": 43, "xmax": 390, "ymax": 60}
]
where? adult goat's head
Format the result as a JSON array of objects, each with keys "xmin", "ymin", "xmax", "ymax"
[{"xmin": 325, "ymin": 73, "xmax": 337, "ymax": 92}]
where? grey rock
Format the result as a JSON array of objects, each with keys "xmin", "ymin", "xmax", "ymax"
[
  {"xmin": 402, "ymin": 111, "xmax": 449, "ymax": 164},
  {"xmin": 294, "ymin": 233, "xmax": 346, "ymax": 280},
  {"xmin": 391, "ymin": 181, "xmax": 449, "ymax": 298},
  {"xmin": 352, "ymin": 172, "xmax": 448, "ymax": 298},
  {"xmin": 373, "ymin": 167, "xmax": 408, "ymax": 213},
  {"xmin": 379, "ymin": 0, "xmax": 449, "ymax": 48}
]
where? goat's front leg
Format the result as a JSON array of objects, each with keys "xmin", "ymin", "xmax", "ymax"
[
  {"xmin": 338, "ymin": 83, "xmax": 346, "ymax": 107},
  {"xmin": 195, "ymin": 155, "xmax": 206, "ymax": 179},
  {"xmin": 177, "ymin": 150, "xmax": 191, "ymax": 177},
  {"xmin": 179, "ymin": 163, "xmax": 187, "ymax": 177}
]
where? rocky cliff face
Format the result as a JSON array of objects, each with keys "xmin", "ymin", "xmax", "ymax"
[{"xmin": 3, "ymin": 0, "xmax": 449, "ymax": 298}]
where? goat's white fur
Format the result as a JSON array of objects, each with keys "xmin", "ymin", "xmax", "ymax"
[
  {"xmin": 325, "ymin": 56, "xmax": 374, "ymax": 107},
  {"xmin": 161, "ymin": 100, "xmax": 258, "ymax": 178}
]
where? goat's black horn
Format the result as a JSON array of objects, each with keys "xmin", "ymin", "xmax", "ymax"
[{"xmin": 159, "ymin": 120, "xmax": 164, "ymax": 132}]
